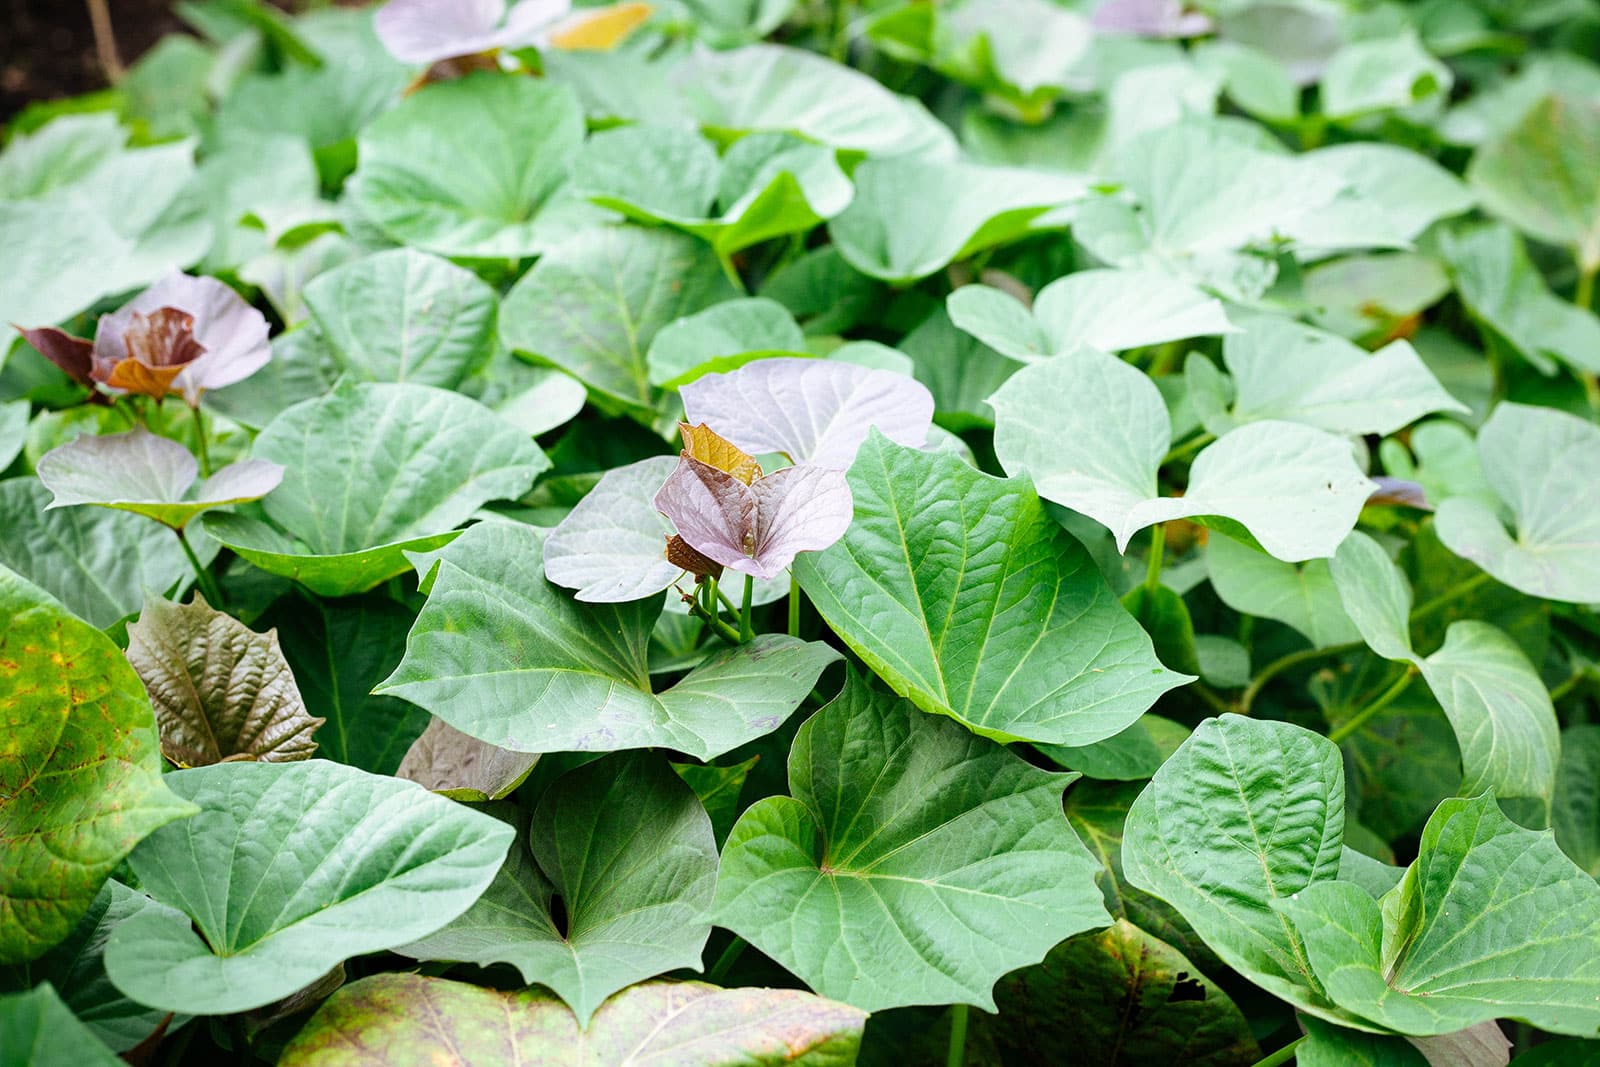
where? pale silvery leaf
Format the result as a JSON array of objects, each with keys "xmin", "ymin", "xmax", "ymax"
[
  {"xmin": 94, "ymin": 273, "xmax": 272, "ymax": 405},
  {"xmin": 1469, "ymin": 94, "xmax": 1600, "ymax": 273},
  {"xmin": 396, "ymin": 718, "xmax": 537, "ymax": 802},
  {"xmin": 948, "ymin": 269, "xmax": 1234, "ymax": 362},
  {"xmin": 1435, "ymin": 402, "xmax": 1600, "ymax": 603},
  {"xmin": 653, "ymin": 455, "xmax": 853, "ymax": 581},
  {"xmin": 37, "ymin": 429, "xmax": 283, "ymax": 530},
  {"xmin": 712, "ymin": 672, "xmax": 1110, "ymax": 1012},
  {"xmin": 1329, "ymin": 531, "xmax": 1560, "ymax": 807},
  {"xmin": 1205, "ymin": 533, "xmax": 1361, "ymax": 649},
  {"xmin": 1093, "ymin": 0, "xmax": 1211, "ymax": 37},
  {"xmin": 679, "ymin": 357, "xmax": 934, "ymax": 470},
  {"xmin": 1275, "ymin": 794, "xmax": 1600, "ymax": 1037},
  {"xmin": 672, "ymin": 44, "xmax": 957, "ymax": 159},
  {"xmin": 125, "ymin": 595, "xmax": 324, "ymax": 767},
  {"xmin": 645, "ymin": 297, "xmax": 807, "ymax": 387},
  {"xmin": 1319, "ymin": 32, "xmax": 1452, "ymax": 122},
  {"xmin": 829, "ymin": 156, "xmax": 1087, "ymax": 283},
  {"xmin": 543, "ymin": 456, "xmax": 680, "ymax": 603},
  {"xmin": 1211, "ymin": 316, "xmax": 1467, "ymax": 436},
  {"xmin": 1296, "ymin": 144, "xmax": 1474, "ymax": 248},
  {"xmin": 991, "ymin": 350, "xmax": 1374, "ymax": 560},
  {"xmin": 1440, "ymin": 223, "xmax": 1600, "ymax": 376},
  {"xmin": 376, "ymin": 0, "xmax": 569, "ymax": 65}
]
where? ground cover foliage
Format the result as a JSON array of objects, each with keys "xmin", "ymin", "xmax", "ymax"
[{"xmin": 2, "ymin": 0, "xmax": 1600, "ymax": 1064}]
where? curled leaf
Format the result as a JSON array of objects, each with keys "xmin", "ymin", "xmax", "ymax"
[
  {"xmin": 125, "ymin": 594, "xmax": 324, "ymax": 767},
  {"xmin": 679, "ymin": 357, "xmax": 934, "ymax": 470},
  {"xmin": 665, "ymin": 533, "xmax": 723, "ymax": 580},
  {"xmin": 654, "ymin": 454, "xmax": 853, "ymax": 581},
  {"xmin": 376, "ymin": 0, "xmax": 571, "ymax": 65},
  {"xmin": 680, "ymin": 421, "xmax": 762, "ymax": 484},
  {"xmin": 92, "ymin": 273, "xmax": 271, "ymax": 405},
  {"xmin": 13, "ymin": 325, "xmax": 95, "ymax": 389}
]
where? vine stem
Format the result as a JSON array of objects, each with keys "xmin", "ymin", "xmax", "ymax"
[
  {"xmin": 1143, "ymin": 524, "xmax": 1164, "ymax": 596},
  {"xmin": 1411, "ymin": 571, "xmax": 1491, "ymax": 622},
  {"xmin": 788, "ymin": 571, "xmax": 801, "ymax": 637},
  {"xmin": 739, "ymin": 574, "xmax": 755, "ymax": 642},
  {"xmin": 1250, "ymin": 1036, "xmax": 1305, "ymax": 1067},
  {"xmin": 706, "ymin": 937, "xmax": 746, "ymax": 984},
  {"xmin": 1577, "ymin": 259, "xmax": 1596, "ymax": 311},
  {"xmin": 945, "ymin": 1004, "xmax": 969, "ymax": 1067},
  {"xmin": 687, "ymin": 579, "xmax": 742, "ymax": 644},
  {"xmin": 1238, "ymin": 641, "xmax": 1361, "ymax": 715},
  {"xmin": 86, "ymin": 0, "xmax": 125, "ymax": 82},
  {"xmin": 1162, "ymin": 432, "xmax": 1214, "ymax": 466},
  {"xmin": 1328, "ymin": 666, "xmax": 1417, "ymax": 744},
  {"xmin": 191, "ymin": 404, "xmax": 213, "ymax": 477},
  {"xmin": 175, "ymin": 529, "xmax": 224, "ymax": 608}
]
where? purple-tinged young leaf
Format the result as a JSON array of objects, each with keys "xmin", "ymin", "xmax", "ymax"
[
  {"xmin": 1092, "ymin": 0, "xmax": 1211, "ymax": 37},
  {"xmin": 375, "ymin": 0, "xmax": 570, "ymax": 65},
  {"xmin": 37, "ymin": 428, "xmax": 283, "ymax": 530},
  {"xmin": 13, "ymin": 325, "xmax": 94, "ymax": 387},
  {"xmin": 1367, "ymin": 476, "xmax": 1430, "ymax": 511},
  {"xmin": 679, "ymin": 357, "xmax": 934, "ymax": 470},
  {"xmin": 654, "ymin": 455, "xmax": 853, "ymax": 581},
  {"xmin": 543, "ymin": 455, "xmax": 681, "ymax": 603},
  {"xmin": 93, "ymin": 273, "xmax": 270, "ymax": 406}
]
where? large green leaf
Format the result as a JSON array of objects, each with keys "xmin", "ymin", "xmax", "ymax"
[
  {"xmin": 1469, "ymin": 94, "xmax": 1600, "ymax": 274},
  {"xmin": 1203, "ymin": 316, "xmax": 1466, "ymax": 436},
  {"xmin": 1440, "ymin": 223, "xmax": 1600, "ymax": 375},
  {"xmin": 990, "ymin": 919, "xmax": 1261, "ymax": 1067},
  {"xmin": 266, "ymin": 592, "xmax": 430, "ymax": 775},
  {"xmin": 712, "ymin": 673, "xmax": 1109, "ymax": 1012},
  {"xmin": 1554, "ymin": 725, "xmax": 1600, "ymax": 878},
  {"xmin": 379, "ymin": 521, "xmax": 839, "ymax": 759},
  {"xmin": 400, "ymin": 753, "xmax": 717, "ymax": 1024},
  {"xmin": 1435, "ymin": 401, "xmax": 1600, "ymax": 603},
  {"xmin": 277, "ymin": 974, "xmax": 866, "ymax": 1066},
  {"xmin": 0, "ymin": 478, "xmax": 193, "ymax": 628},
  {"xmin": 202, "ymin": 381, "xmax": 548, "ymax": 597},
  {"xmin": 829, "ymin": 156, "xmax": 1084, "ymax": 283},
  {"xmin": 303, "ymin": 248, "xmax": 499, "ymax": 389},
  {"xmin": 1329, "ymin": 531, "xmax": 1559, "ymax": 809},
  {"xmin": 0, "ymin": 984, "xmax": 123, "ymax": 1067},
  {"xmin": 125, "ymin": 594, "xmax": 324, "ymax": 766},
  {"xmin": 500, "ymin": 225, "xmax": 739, "ymax": 415},
  {"xmin": 348, "ymin": 73, "xmax": 584, "ymax": 257},
  {"xmin": 102, "ymin": 759, "xmax": 514, "ymax": 1014},
  {"xmin": 1319, "ymin": 32, "xmax": 1451, "ymax": 121},
  {"xmin": 794, "ymin": 433, "xmax": 1188, "ymax": 746},
  {"xmin": 1276, "ymin": 794, "xmax": 1600, "ymax": 1036},
  {"xmin": 991, "ymin": 349, "xmax": 1374, "ymax": 561},
  {"xmin": 0, "ymin": 880, "xmax": 169, "ymax": 1053},
  {"xmin": 1121, "ymin": 715, "xmax": 1370, "ymax": 1028},
  {"xmin": 0, "ymin": 568, "xmax": 197, "ymax": 964},
  {"xmin": 645, "ymin": 297, "xmax": 808, "ymax": 387}
]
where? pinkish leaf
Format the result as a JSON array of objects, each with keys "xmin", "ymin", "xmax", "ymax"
[
  {"xmin": 376, "ymin": 0, "xmax": 570, "ymax": 65},
  {"xmin": 654, "ymin": 455, "xmax": 852, "ymax": 581},
  {"xmin": 679, "ymin": 358, "xmax": 934, "ymax": 470},
  {"xmin": 94, "ymin": 273, "xmax": 270, "ymax": 406},
  {"xmin": 14, "ymin": 325, "xmax": 94, "ymax": 387}
]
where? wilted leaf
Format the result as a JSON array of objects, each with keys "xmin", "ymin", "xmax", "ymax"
[
  {"xmin": 125, "ymin": 594, "xmax": 323, "ymax": 766},
  {"xmin": 278, "ymin": 974, "xmax": 866, "ymax": 1066}
]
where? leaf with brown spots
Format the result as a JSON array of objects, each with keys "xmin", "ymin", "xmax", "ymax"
[
  {"xmin": 125, "ymin": 594, "xmax": 324, "ymax": 767},
  {"xmin": 277, "ymin": 973, "xmax": 866, "ymax": 1063},
  {"xmin": 0, "ymin": 567, "xmax": 197, "ymax": 965}
]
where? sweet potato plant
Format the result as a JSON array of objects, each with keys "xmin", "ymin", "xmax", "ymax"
[{"xmin": 2, "ymin": 0, "xmax": 1599, "ymax": 1064}]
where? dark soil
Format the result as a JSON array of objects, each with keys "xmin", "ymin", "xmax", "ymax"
[{"xmin": 2, "ymin": 0, "xmax": 188, "ymax": 120}]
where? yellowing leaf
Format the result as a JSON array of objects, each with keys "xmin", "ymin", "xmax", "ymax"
[
  {"xmin": 680, "ymin": 421, "xmax": 763, "ymax": 484},
  {"xmin": 548, "ymin": 3, "xmax": 653, "ymax": 51}
]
